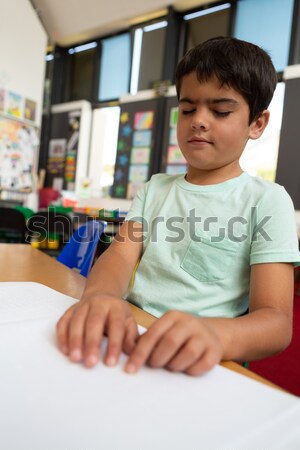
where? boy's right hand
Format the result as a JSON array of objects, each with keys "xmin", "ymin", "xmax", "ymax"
[{"xmin": 56, "ymin": 295, "xmax": 139, "ymax": 368}]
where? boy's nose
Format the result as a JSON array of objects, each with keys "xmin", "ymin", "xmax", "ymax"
[{"xmin": 191, "ymin": 112, "xmax": 208, "ymax": 130}]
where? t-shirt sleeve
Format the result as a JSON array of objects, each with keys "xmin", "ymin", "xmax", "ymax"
[
  {"xmin": 124, "ymin": 182, "xmax": 148, "ymax": 224},
  {"xmin": 250, "ymin": 185, "xmax": 300, "ymax": 267}
]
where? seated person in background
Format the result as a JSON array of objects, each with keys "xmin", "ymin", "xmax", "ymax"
[{"xmin": 57, "ymin": 37, "xmax": 300, "ymax": 376}]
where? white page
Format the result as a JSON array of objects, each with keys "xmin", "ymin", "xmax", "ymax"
[
  {"xmin": 0, "ymin": 282, "xmax": 78, "ymax": 324},
  {"xmin": 0, "ymin": 282, "xmax": 300, "ymax": 450}
]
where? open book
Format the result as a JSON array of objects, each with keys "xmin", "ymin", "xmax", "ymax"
[{"xmin": 0, "ymin": 282, "xmax": 299, "ymax": 450}]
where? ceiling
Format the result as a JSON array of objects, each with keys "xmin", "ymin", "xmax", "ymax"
[{"xmin": 30, "ymin": 0, "xmax": 217, "ymax": 47}]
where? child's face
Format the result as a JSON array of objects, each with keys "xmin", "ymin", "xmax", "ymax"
[{"xmin": 177, "ymin": 72, "xmax": 267, "ymax": 183}]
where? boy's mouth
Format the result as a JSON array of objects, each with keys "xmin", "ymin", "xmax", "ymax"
[{"xmin": 188, "ymin": 136, "xmax": 212, "ymax": 144}]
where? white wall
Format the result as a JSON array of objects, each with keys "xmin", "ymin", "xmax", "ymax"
[{"xmin": 0, "ymin": 0, "xmax": 47, "ymax": 127}]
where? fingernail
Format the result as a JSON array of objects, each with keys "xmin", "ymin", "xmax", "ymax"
[
  {"xmin": 106, "ymin": 356, "xmax": 117, "ymax": 367},
  {"xmin": 70, "ymin": 349, "xmax": 82, "ymax": 362},
  {"xmin": 125, "ymin": 363, "xmax": 137, "ymax": 374},
  {"xmin": 85, "ymin": 355, "xmax": 98, "ymax": 367}
]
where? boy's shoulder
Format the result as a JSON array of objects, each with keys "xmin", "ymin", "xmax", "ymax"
[
  {"xmin": 150, "ymin": 173, "xmax": 182, "ymax": 182},
  {"xmin": 246, "ymin": 174, "xmax": 287, "ymax": 196},
  {"xmin": 148, "ymin": 173, "xmax": 183, "ymax": 188}
]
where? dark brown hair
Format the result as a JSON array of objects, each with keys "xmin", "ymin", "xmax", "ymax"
[{"xmin": 175, "ymin": 37, "xmax": 278, "ymax": 123}]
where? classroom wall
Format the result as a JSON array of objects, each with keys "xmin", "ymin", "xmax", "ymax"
[{"xmin": 0, "ymin": 0, "xmax": 48, "ymax": 127}]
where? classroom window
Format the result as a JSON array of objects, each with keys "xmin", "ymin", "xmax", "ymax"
[
  {"xmin": 66, "ymin": 42, "xmax": 98, "ymax": 101},
  {"xmin": 98, "ymin": 33, "xmax": 131, "ymax": 101},
  {"xmin": 234, "ymin": 0, "xmax": 294, "ymax": 73},
  {"xmin": 183, "ymin": 2, "xmax": 231, "ymax": 50},
  {"xmin": 131, "ymin": 20, "xmax": 167, "ymax": 94},
  {"xmin": 240, "ymin": 82, "xmax": 285, "ymax": 182}
]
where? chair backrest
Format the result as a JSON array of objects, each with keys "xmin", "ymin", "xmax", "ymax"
[
  {"xmin": 14, "ymin": 205, "xmax": 34, "ymax": 221},
  {"xmin": 0, "ymin": 207, "xmax": 27, "ymax": 243},
  {"xmin": 38, "ymin": 187, "xmax": 60, "ymax": 209},
  {"xmin": 57, "ymin": 220, "xmax": 107, "ymax": 276},
  {"xmin": 26, "ymin": 210, "xmax": 73, "ymax": 247}
]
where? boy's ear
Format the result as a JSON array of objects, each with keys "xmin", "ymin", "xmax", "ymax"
[{"xmin": 249, "ymin": 110, "xmax": 270, "ymax": 140}]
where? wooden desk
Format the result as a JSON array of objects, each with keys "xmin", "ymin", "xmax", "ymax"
[{"xmin": 0, "ymin": 243, "xmax": 279, "ymax": 390}]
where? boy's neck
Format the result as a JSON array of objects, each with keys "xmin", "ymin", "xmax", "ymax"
[{"xmin": 185, "ymin": 164, "xmax": 243, "ymax": 186}]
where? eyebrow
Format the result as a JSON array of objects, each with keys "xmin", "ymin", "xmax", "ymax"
[{"xmin": 179, "ymin": 97, "xmax": 239, "ymax": 106}]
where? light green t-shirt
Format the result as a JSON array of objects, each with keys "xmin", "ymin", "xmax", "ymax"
[{"xmin": 125, "ymin": 172, "xmax": 300, "ymax": 318}]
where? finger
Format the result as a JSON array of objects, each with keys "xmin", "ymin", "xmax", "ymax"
[
  {"xmin": 124, "ymin": 315, "xmax": 175, "ymax": 373},
  {"xmin": 104, "ymin": 310, "xmax": 127, "ymax": 367},
  {"xmin": 147, "ymin": 323, "xmax": 191, "ymax": 368},
  {"xmin": 83, "ymin": 310, "xmax": 106, "ymax": 368},
  {"xmin": 167, "ymin": 337, "xmax": 205, "ymax": 372},
  {"xmin": 67, "ymin": 303, "xmax": 89, "ymax": 363},
  {"xmin": 56, "ymin": 304, "xmax": 79, "ymax": 355},
  {"xmin": 184, "ymin": 348, "xmax": 221, "ymax": 376},
  {"xmin": 123, "ymin": 318, "xmax": 139, "ymax": 355}
]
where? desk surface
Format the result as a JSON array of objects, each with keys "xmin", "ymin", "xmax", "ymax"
[{"xmin": 0, "ymin": 243, "xmax": 279, "ymax": 390}]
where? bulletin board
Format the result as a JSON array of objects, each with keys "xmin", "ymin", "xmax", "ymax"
[
  {"xmin": 111, "ymin": 98, "xmax": 160, "ymax": 199},
  {"xmin": 0, "ymin": 114, "xmax": 39, "ymax": 191},
  {"xmin": 46, "ymin": 110, "xmax": 81, "ymax": 191},
  {"xmin": 160, "ymin": 96, "xmax": 187, "ymax": 175}
]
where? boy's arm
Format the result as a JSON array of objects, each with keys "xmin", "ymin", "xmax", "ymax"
[
  {"xmin": 125, "ymin": 262, "xmax": 294, "ymax": 375},
  {"xmin": 56, "ymin": 220, "xmax": 143, "ymax": 368}
]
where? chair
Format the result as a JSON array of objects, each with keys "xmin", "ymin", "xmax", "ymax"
[
  {"xmin": 57, "ymin": 220, "xmax": 107, "ymax": 276},
  {"xmin": 14, "ymin": 205, "xmax": 34, "ymax": 221},
  {"xmin": 26, "ymin": 210, "xmax": 73, "ymax": 252},
  {"xmin": 0, "ymin": 207, "xmax": 27, "ymax": 243},
  {"xmin": 38, "ymin": 187, "xmax": 60, "ymax": 209}
]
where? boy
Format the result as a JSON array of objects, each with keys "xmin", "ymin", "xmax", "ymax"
[{"xmin": 57, "ymin": 37, "xmax": 300, "ymax": 376}]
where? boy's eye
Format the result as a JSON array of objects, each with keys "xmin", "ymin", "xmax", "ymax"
[
  {"xmin": 214, "ymin": 110, "xmax": 231, "ymax": 117},
  {"xmin": 181, "ymin": 109, "xmax": 195, "ymax": 115}
]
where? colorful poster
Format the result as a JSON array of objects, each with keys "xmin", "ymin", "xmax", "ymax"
[
  {"xmin": 167, "ymin": 146, "xmax": 186, "ymax": 164},
  {"xmin": 0, "ymin": 115, "xmax": 38, "ymax": 190},
  {"xmin": 64, "ymin": 154, "xmax": 76, "ymax": 181},
  {"xmin": 169, "ymin": 128, "xmax": 178, "ymax": 146},
  {"xmin": 166, "ymin": 165, "xmax": 187, "ymax": 175},
  {"xmin": 127, "ymin": 181, "xmax": 144, "ymax": 199},
  {"xmin": 47, "ymin": 139, "xmax": 66, "ymax": 175},
  {"xmin": 170, "ymin": 107, "xmax": 178, "ymax": 127},
  {"xmin": 130, "ymin": 147, "xmax": 150, "ymax": 164},
  {"xmin": 6, "ymin": 91, "xmax": 22, "ymax": 118},
  {"xmin": 134, "ymin": 111, "xmax": 154, "ymax": 130},
  {"xmin": 24, "ymin": 98, "xmax": 37, "ymax": 122},
  {"xmin": 128, "ymin": 164, "xmax": 149, "ymax": 182},
  {"xmin": 133, "ymin": 130, "xmax": 152, "ymax": 147},
  {"xmin": 0, "ymin": 89, "xmax": 5, "ymax": 113},
  {"xmin": 49, "ymin": 139, "xmax": 66, "ymax": 158}
]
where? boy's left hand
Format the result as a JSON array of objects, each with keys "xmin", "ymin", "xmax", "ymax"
[{"xmin": 124, "ymin": 311, "xmax": 223, "ymax": 376}]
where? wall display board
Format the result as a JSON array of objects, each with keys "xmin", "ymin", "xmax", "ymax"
[
  {"xmin": 0, "ymin": 114, "xmax": 39, "ymax": 192},
  {"xmin": 111, "ymin": 98, "xmax": 160, "ymax": 199},
  {"xmin": 45, "ymin": 101, "xmax": 91, "ymax": 192},
  {"xmin": 160, "ymin": 95, "xmax": 187, "ymax": 175}
]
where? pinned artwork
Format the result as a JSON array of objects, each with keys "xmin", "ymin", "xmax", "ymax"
[
  {"xmin": 0, "ymin": 89, "xmax": 5, "ymax": 113},
  {"xmin": 166, "ymin": 165, "xmax": 187, "ymax": 175},
  {"xmin": 169, "ymin": 127, "xmax": 178, "ymax": 146},
  {"xmin": 128, "ymin": 164, "xmax": 149, "ymax": 182},
  {"xmin": 130, "ymin": 147, "xmax": 150, "ymax": 164},
  {"xmin": 133, "ymin": 130, "xmax": 152, "ymax": 147},
  {"xmin": 6, "ymin": 91, "xmax": 22, "ymax": 119},
  {"xmin": 127, "ymin": 181, "xmax": 145, "ymax": 199},
  {"xmin": 24, "ymin": 99, "xmax": 37, "ymax": 122},
  {"xmin": 0, "ymin": 115, "xmax": 39, "ymax": 191},
  {"xmin": 170, "ymin": 107, "xmax": 178, "ymax": 127},
  {"xmin": 167, "ymin": 146, "xmax": 186, "ymax": 164},
  {"xmin": 121, "ymin": 124, "xmax": 132, "ymax": 138},
  {"xmin": 133, "ymin": 111, "xmax": 154, "ymax": 130},
  {"xmin": 47, "ymin": 139, "xmax": 66, "ymax": 175}
]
